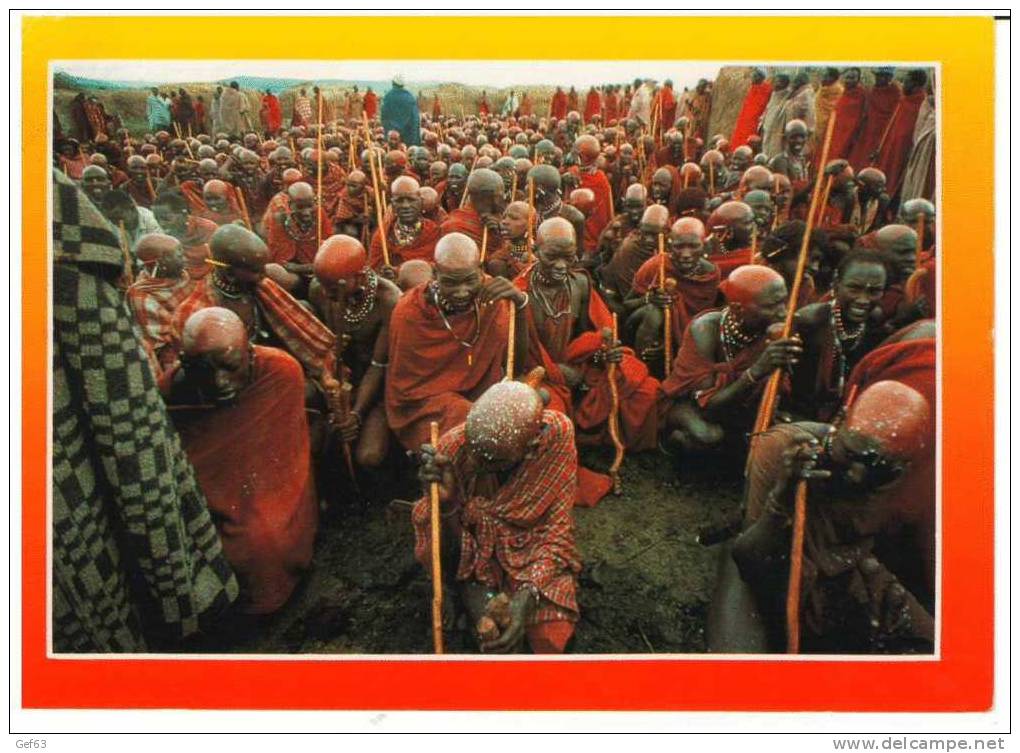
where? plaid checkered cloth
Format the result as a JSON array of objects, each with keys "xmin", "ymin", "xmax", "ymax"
[
  {"xmin": 412, "ymin": 410, "xmax": 582, "ymax": 626},
  {"xmin": 170, "ymin": 275, "xmax": 336, "ymax": 382},
  {"xmin": 51, "ymin": 170, "xmax": 238, "ymax": 652}
]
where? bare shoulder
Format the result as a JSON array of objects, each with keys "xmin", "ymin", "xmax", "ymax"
[
  {"xmin": 794, "ymin": 301, "xmax": 831, "ymax": 329},
  {"xmin": 377, "ymin": 276, "xmax": 402, "ymax": 313},
  {"xmin": 689, "ymin": 310, "xmax": 722, "ymax": 355}
]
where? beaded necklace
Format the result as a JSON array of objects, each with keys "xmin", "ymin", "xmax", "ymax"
[
  {"xmin": 719, "ymin": 307, "xmax": 758, "ymax": 363},
  {"xmin": 284, "ymin": 213, "xmax": 316, "ymax": 242},
  {"xmin": 393, "ymin": 219, "xmax": 422, "ymax": 247},
  {"xmin": 530, "ymin": 266, "xmax": 573, "ymax": 320},
  {"xmin": 343, "ymin": 270, "xmax": 379, "ymax": 327},
  {"xmin": 430, "ymin": 282, "xmax": 482, "ymax": 366},
  {"xmin": 829, "ymin": 302, "xmax": 867, "ymax": 394}
]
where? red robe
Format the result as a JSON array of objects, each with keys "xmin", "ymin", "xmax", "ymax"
[
  {"xmin": 550, "ymin": 90, "xmax": 568, "ymax": 120},
  {"xmin": 368, "ymin": 217, "xmax": 441, "ymax": 270},
  {"xmin": 706, "ymin": 246, "xmax": 753, "ymax": 281},
  {"xmin": 302, "ymin": 162, "xmax": 346, "ymax": 219},
  {"xmin": 411, "ymin": 410, "xmax": 581, "ymax": 653},
  {"xmin": 171, "ymin": 346, "xmax": 317, "ymax": 614},
  {"xmin": 844, "ymin": 325, "xmax": 936, "ymax": 600},
  {"xmin": 514, "ymin": 267, "xmax": 659, "ymax": 457},
  {"xmin": 584, "ymin": 90, "xmax": 602, "ymax": 123},
  {"xmin": 604, "ymin": 93, "xmax": 620, "ymax": 124},
  {"xmin": 181, "ymin": 216, "xmax": 218, "ymax": 280},
  {"xmin": 848, "ymin": 83, "xmax": 902, "ymax": 172},
  {"xmin": 126, "ymin": 273, "xmax": 197, "ymax": 376},
  {"xmin": 264, "ymin": 209, "xmax": 334, "ymax": 265},
  {"xmin": 440, "ymin": 205, "xmax": 487, "ymax": 246},
  {"xmin": 578, "ymin": 167, "xmax": 613, "ymax": 252},
  {"xmin": 828, "ymin": 85, "xmax": 867, "ymax": 160},
  {"xmin": 363, "ymin": 91, "xmax": 378, "ymax": 120},
  {"xmin": 730, "ymin": 81, "xmax": 773, "ymax": 148},
  {"xmin": 658, "ymin": 87, "xmax": 677, "ymax": 130},
  {"xmin": 261, "ymin": 94, "xmax": 283, "ymax": 133},
  {"xmin": 385, "ymin": 282, "xmax": 511, "ymax": 450},
  {"xmin": 567, "ymin": 90, "xmax": 579, "ymax": 113},
  {"xmin": 660, "ymin": 310, "xmax": 769, "ymax": 411},
  {"xmin": 632, "ymin": 258, "xmax": 721, "ymax": 345},
  {"xmin": 599, "ymin": 231, "xmax": 654, "ymax": 302},
  {"xmin": 874, "ymin": 88, "xmax": 926, "ymax": 197}
]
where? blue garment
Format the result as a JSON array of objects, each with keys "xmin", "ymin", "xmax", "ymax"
[
  {"xmin": 146, "ymin": 95, "xmax": 171, "ymax": 131},
  {"xmin": 380, "ymin": 85, "xmax": 421, "ymax": 147}
]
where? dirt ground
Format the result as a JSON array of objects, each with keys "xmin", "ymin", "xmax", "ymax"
[{"xmin": 198, "ymin": 445, "xmax": 744, "ymax": 655}]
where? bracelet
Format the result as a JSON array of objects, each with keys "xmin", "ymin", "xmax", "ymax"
[
  {"xmin": 515, "ymin": 292, "xmax": 530, "ymax": 311},
  {"xmin": 370, "ymin": 359, "xmax": 389, "ymax": 369},
  {"xmin": 743, "ymin": 369, "xmax": 760, "ymax": 385},
  {"xmin": 521, "ymin": 582, "xmax": 542, "ymax": 605}
]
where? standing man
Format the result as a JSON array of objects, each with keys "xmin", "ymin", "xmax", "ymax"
[
  {"xmin": 218, "ymin": 81, "xmax": 250, "ymax": 138},
  {"xmin": 147, "ymin": 86, "xmax": 172, "ymax": 133},
  {"xmin": 382, "ymin": 75, "xmax": 421, "ymax": 147},
  {"xmin": 730, "ymin": 68, "xmax": 772, "ymax": 149}
]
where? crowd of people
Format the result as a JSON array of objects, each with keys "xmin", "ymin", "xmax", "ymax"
[{"xmin": 52, "ymin": 65, "xmax": 938, "ymax": 657}]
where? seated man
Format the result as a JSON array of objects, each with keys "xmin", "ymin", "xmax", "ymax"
[
  {"xmin": 626, "ymin": 217, "xmax": 721, "ymax": 376},
  {"xmin": 598, "ymin": 204, "xmax": 670, "ymax": 316},
  {"xmin": 595, "ymin": 183, "xmax": 647, "ymax": 271},
  {"xmin": 166, "ymin": 307, "xmax": 317, "ymax": 614},
  {"xmin": 263, "ymin": 181, "xmax": 334, "ymax": 285},
  {"xmin": 333, "ymin": 169, "xmax": 374, "ymax": 243},
  {"xmin": 527, "ymin": 164, "xmax": 586, "ymax": 252},
  {"xmin": 385, "ymin": 232, "xmax": 529, "ymax": 451},
  {"xmin": 704, "ymin": 200, "xmax": 756, "ymax": 279},
  {"xmin": 413, "ymin": 380, "xmax": 582, "ymax": 654},
  {"xmin": 440, "ymin": 167, "xmax": 505, "ymax": 251},
  {"xmin": 309, "ymin": 235, "xmax": 400, "ymax": 470},
  {"xmin": 368, "ymin": 175, "xmax": 441, "ymax": 277},
  {"xmin": 168, "ymin": 224, "xmax": 339, "ymax": 404},
  {"xmin": 660, "ymin": 265, "xmax": 801, "ymax": 452},
  {"xmin": 711, "ymin": 380, "xmax": 934, "ymax": 654},
  {"xmin": 126, "ymin": 232, "xmax": 195, "ymax": 376},
  {"xmin": 100, "ymin": 188, "xmax": 164, "ymax": 253},
  {"xmin": 195, "ymin": 179, "xmax": 244, "ymax": 226},
  {"xmin": 485, "ymin": 200, "xmax": 532, "ymax": 280},
  {"xmin": 790, "ymin": 249, "xmax": 889, "ymax": 421},
  {"xmin": 516, "ymin": 217, "xmax": 660, "ymax": 456}
]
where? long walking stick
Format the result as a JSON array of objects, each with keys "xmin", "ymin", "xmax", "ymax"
[
  {"xmin": 746, "ymin": 112, "xmax": 837, "ymax": 654},
  {"xmin": 480, "ymin": 224, "xmax": 489, "ymax": 264},
  {"xmin": 604, "ymin": 314, "xmax": 625, "ymax": 495},
  {"xmin": 505, "ymin": 298, "xmax": 516, "ymax": 378},
  {"xmin": 658, "ymin": 231, "xmax": 672, "ymax": 375},
  {"xmin": 428, "ymin": 421, "xmax": 444, "ymax": 655},
  {"xmin": 749, "ymin": 224, "xmax": 758, "ymax": 265},
  {"xmin": 815, "ymin": 173, "xmax": 834, "ymax": 228},
  {"xmin": 870, "ymin": 101, "xmax": 902, "ymax": 166},
  {"xmin": 459, "ymin": 155, "xmax": 480, "ymax": 209},
  {"xmin": 527, "ymin": 177, "xmax": 536, "ymax": 258},
  {"xmin": 317, "ymin": 92, "xmax": 324, "ymax": 248},
  {"xmin": 236, "ymin": 186, "xmax": 252, "ymax": 231},
  {"xmin": 117, "ymin": 220, "xmax": 134, "ymax": 289},
  {"xmin": 914, "ymin": 213, "xmax": 926, "ymax": 266},
  {"xmin": 362, "ymin": 111, "xmax": 391, "ymax": 268}
]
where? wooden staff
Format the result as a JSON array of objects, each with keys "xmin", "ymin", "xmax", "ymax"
[
  {"xmin": 480, "ymin": 224, "xmax": 489, "ymax": 264},
  {"xmin": 505, "ymin": 298, "xmax": 516, "ymax": 378},
  {"xmin": 605, "ymin": 313, "xmax": 625, "ymax": 495},
  {"xmin": 362, "ymin": 112, "xmax": 391, "ymax": 267},
  {"xmin": 510, "ymin": 170, "xmax": 519, "ymax": 202},
  {"xmin": 608, "ymin": 180, "xmax": 615, "ymax": 221},
  {"xmin": 317, "ymin": 92, "xmax": 324, "ymax": 248},
  {"xmin": 527, "ymin": 177, "xmax": 536, "ymax": 255},
  {"xmin": 428, "ymin": 421, "xmax": 444, "ymax": 655},
  {"xmin": 658, "ymin": 231, "xmax": 672, "ymax": 373},
  {"xmin": 785, "ymin": 481, "xmax": 808, "ymax": 653},
  {"xmin": 188, "ymin": 123, "xmax": 193, "ymax": 139},
  {"xmin": 815, "ymin": 174, "xmax": 834, "ymax": 228},
  {"xmin": 290, "ymin": 136, "xmax": 298, "ymax": 155},
  {"xmin": 747, "ymin": 111, "xmax": 837, "ymax": 655},
  {"xmin": 459, "ymin": 155, "xmax": 480, "ymax": 209},
  {"xmin": 870, "ymin": 101, "xmax": 902, "ymax": 165},
  {"xmin": 146, "ymin": 173, "xmax": 157, "ymax": 200},
  {"xmin": 117, "ymin": 220, "xmax": 134, "ymax": 288},
  {"xmin": 708, "ymin": 163, "xmax": 715, "ymax": 196},
  {"xmin": 236, "ymin": 187, "xmax": 252, "ymax": 230},
  {"xmin": 173, "ymin": 122, "xmax": 182, "ymax": 140}
]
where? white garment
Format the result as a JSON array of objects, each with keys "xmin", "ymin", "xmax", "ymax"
[
  {"xmin": 128, "ymin": 207, "xmax": 164, "ymax": 248},
  {"xmin": 628, "ymin": 84, "xmax": 653, "ymax": 126}
]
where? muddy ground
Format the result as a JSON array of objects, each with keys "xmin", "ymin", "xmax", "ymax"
[{"xmin": 199, "ymin": 446, "xmax": 744, "ymax": 655}]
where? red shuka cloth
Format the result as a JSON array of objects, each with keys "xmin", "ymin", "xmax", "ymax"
[
  {"xmin": 411, "ymin": 409, "xmax": 582, "ymax": 652},
  {"xmin": 843, "ymin": 325, "xmax": 936, "ymax": 596},
  {"xmin": 182, "ymin": 216, "xmax": 218, "ymax": 280},
  {"xmin": 706, "ymin": 246, "xmax": 753, "ymax": 280},
  {"xmin": 584, "ymin": 90, "xmax": 602, "ymax": 123},
  {"xmin": 551, "ymin": 91, "xmax": 568, "ymax": 120},
  {"xmin": 874, "ymin": 88, "xmax": 926, "ymax": 197},
  {"xmin": 659, "ymin": 87, "xmax": 677, "ymax": 131},
  {"xmin": 730, "ymin": 81, "xmax": 773, "ymax": 148},
  {"xmin": 514, "ymin": 267, "xmax": 660, "ymax": 456},
  {"xmin": 848, "ymin": 84, "xmax": 902, "ymax": 172},
  {"xmin": 631, "ymin": 257, "xmax": 721, "ymax": 345},
  {"xmin": 261, "ymin": 94, "xmax": 283, "ymax": 133},
  {"xmin": 660, "ymin": 309, "xmax": 769, "ymax": 409},
  {"xmin": 828, "ymin": 85, "xmax": 867, "ymax": 160},
  {"xmin": 302, "ymin": 162, "xmax": 346, "ymax": 219},
  {"xmin": 385, "ymin": 282, "xmax": 510, "ymax": 450},
  {"xmin": 368, "ymin": 217, "xmax": 441, "ymax": 270},
  {"xmin": 440, "ymin": 205, "xmax": 487, "ymax": 246},
  {"xmin": 126, "ymin": 273, "xmax": 197, "ymax": 375},
  {"xmin": 172, "ymin": 346, "xmax": 317, "ymax": 614},
  {"xmin": 579, "ymin": 167, "xmax": 613, "ymax": 252},
  {"xmin": 264, "ymin": 209, "xmax": 334, "ymax": 265},
  {"xmin": 363, "ymin": 91, "xmax": 378, "ymax": 119}
]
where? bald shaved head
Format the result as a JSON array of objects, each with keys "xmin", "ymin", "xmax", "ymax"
[
  {"xmin": 466, "ymin": 167, "xmax": 503, "ymax": 193},
  {"xmin": 182, "ymin": 307, "xmax": 247, "ymax": 357},
  {"xmin": 288, "ymin": 181, "xmax": 316, "ymax": 201},
  {"xmin": 134, "ymin": 232, "xmax": 184, "ymax": 278},
  {"xmin": 536, "ymin": 216, "xmax": 575, "ymax": 246},
  {"xmin": 624, "ymin": 183, "xmax": 648, "ymax": 203},
  {"xmin": 640, "ymin": 204, "xmax": 670, "ymax": 230},
  {"xmin": 210, "ymin": 224, "xmax": 269, "ymax": 285},
  {"xmin": 845, "ymin": 380, "xmax": 930, "ymax": 460},
  {"xmin": 435, "ymin": 232, "xmax": 480, "ymax": 270},
  {"xmin": 391, "ymin": 175, "xmax": 420, "ymax": 196},
  {"xmin": 314, "ymin": 234, "xmax": 368, "ymax": 286},
  {"xmin": 465, "ymin": 381, "xmax": 544, "ymax": 467},
  {"xmin": 397, "ymin": 259, "xmax": 434, "ymax": 291}
]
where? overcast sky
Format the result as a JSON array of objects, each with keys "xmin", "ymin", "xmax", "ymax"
[{"xmin": 55, "ymin": 59, "xmax": 726, "ymax": 90}]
